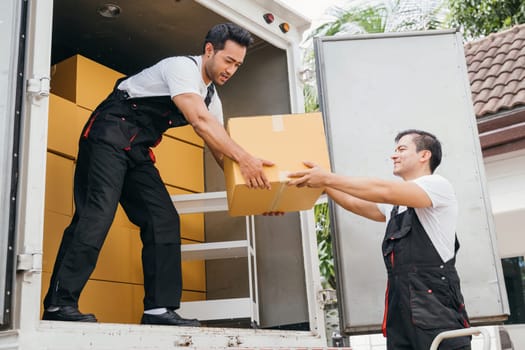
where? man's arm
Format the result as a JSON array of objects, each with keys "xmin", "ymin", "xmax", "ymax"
[
  {"xmin": 288, "ymin": 161, "xmax": 432, "ymax": 208},
  {"xmin": 208, "ymin": 146, "xmax": 224, "ymax": 169},
  {"xmin": 173, "ymin": 93, "xmax": 272, "ymax": 189},
  {"xmin": 326, "ymin": 188, "xmax": 386, "ymax": 222}
]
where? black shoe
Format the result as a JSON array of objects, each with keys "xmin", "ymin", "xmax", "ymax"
[
  {"xmin": 141, "ymin": 310, "xmax": 200, "ymax": 327},
  {"xmin": 42, "ymin": 306, "xmax": 97, "ymax": 322}
]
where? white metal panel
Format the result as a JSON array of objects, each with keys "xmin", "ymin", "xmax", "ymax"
[
  {"xmin": 27, "ymin": 321, "xmax": 326, "ymax": 349},
  {"xmin": 0, "ymin": 0, "xmax": 22, "ymax": 326},
  {"xmin": 171, "ymin": 191, "xmax": 228, "ymax": 213},
  {"xmin": 315, "ymin": 30, "xmax": 508, "ymax": 334},
  {"xmin": 181, "ymin": 240, "xmax": 251, "ymax": 260},
  {"xmin": 179, "ymin": 298, "xmax": 255, "ymax": 320},
  {"xmin": 15, "ymin": 0, "xmax": 53, "ymax": 334}
]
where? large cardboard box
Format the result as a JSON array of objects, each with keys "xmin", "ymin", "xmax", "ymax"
[
  {"xmin": 165, "ymin": 125, "xmax": 204, "ymax": 147},
  {"xmin": 47, "ymin": 94, "xmax": 91, "ymax": 158},
  {"xmin": 45, "ymin": 152, "xmax": 74, "ymax": 216},
  {"xmin": 50, "ymin": 54, "xmax": 124, "ymax": 111},
  {"xmin": 154, "ymin": 136, "xmax": 204, "ymax": 192},
  {"xmin": 224, "ymin": 113, "xmax": 331, "ymax": 216}
]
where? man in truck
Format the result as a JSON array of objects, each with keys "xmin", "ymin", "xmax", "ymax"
[
  {"xmin": 43, "ymin": 23, "xmax": 274, "ymax": 326},
  {"xmin": 288, "ymin": 129, "xmax": 471, "ymax": 350}
]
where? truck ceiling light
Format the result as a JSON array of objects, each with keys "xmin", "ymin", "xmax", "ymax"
[
  {"xmin": 263, "ymin": 13, "xmax": 274, "ymax": 24},
  {"xmin": 97, "ymin": 3, "xmax": 122, "ymax": 18},
  {"xmin": 279, "ymin": 23, "xmax": 290, "ymax": 33}
]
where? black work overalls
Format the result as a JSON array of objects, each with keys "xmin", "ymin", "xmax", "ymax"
[
  {"xmin": 44, "ymin": 74, "xmax": 214, "ymax": 311},
  {"xmin": 382, "ymin": 206, "xmax": 471, "ymax": 350}
]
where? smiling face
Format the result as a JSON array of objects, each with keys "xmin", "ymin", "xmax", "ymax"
[
  {"xmin": 202, "ymin": 40, "xmax": 246, "ymax": 86},
  {"xmin": 391, "ymin": 134, "xmax": 431, "ymax": 180}
]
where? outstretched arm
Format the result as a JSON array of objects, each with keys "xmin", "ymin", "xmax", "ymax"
[
  {"xmin": 325, "ymin": 187, "xmax": 386, "ymax": 222},
  {"xmin": 173, "ymin": 93, "xmax": 273, "ymax": 189},
  {"xmin": 288, "ymin": 161, "xmax": 432, "ymax": 209}
]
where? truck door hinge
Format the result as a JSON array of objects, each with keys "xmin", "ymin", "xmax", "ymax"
[
  {"xmin": 17, "ymin": 252, "xmax": 43, "ymax": 272},
  {"xmin": 318, "ymin": 289, "xmax": 338, "ymax": 309},
  {"xmin": 26, "ymin": 76, "xmax": 50, "ymax": 97}
]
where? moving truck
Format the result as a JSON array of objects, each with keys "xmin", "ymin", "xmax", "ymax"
[
  {"xmin": 0, "ymin": 0, "xmax": 509, "ymax": 348},
  {"xmin": 1, "ymin": 0, "xmax": 334, "ymax": 348}
]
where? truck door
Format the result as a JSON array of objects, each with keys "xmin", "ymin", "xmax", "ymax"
[
  {"xmin": 314, "ymin": 30, "xmax": 509, "ymax": 334},
  {"xmin": 0, "ymin": 0, "xmax": 28, "ymax": 327}
]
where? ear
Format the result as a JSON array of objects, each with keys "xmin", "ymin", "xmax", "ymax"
[
  {"xmin": 204, "ymin": 42, "xmax": 214, "ymax": 56},
  {"xmin": 419, "ymin": 150, "xmax": 432, "ymax": 163}
]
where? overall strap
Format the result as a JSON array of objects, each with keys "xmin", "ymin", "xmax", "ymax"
[{"xmin": 186, "ymin": 56, "xmax": 215, "ymax": 108}]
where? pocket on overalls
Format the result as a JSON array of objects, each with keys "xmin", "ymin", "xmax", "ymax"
[
  {"xmin": 409, "ymin": 271, "xmax": 460, "ymax": 330},
  {"xmin": 88, "ymin": 113, "xmax": 139, "ymax": 149}
]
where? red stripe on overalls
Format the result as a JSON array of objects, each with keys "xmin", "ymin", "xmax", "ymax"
[
  {"xmin": 82, "ymin": 112, "xmax": 99, "ymax": 138},
  {"xmin": 124, "ymin": 133, "xmax": 138, "ymax": 151},
  {"xmin": 148, "ymin": 148, "xmax": 156, "ymax": 163},
  {"xmin": 382, "ymin": 251, "xmax": 395, "ymax": 337},
  {"xmin": 459, "ymin": 303, "xmax": 470, "ymax": 328}
]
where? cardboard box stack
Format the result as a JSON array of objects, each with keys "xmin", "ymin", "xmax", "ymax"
[
  {"xmin": 43, "ymin": 55, "xmax": 206, "ymax": 324},
  {"xmin": 224, "ymin": 113, "xmax": 331, "ymax": 216}
]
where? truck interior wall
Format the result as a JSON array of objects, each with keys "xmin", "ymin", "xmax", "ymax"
[{"xmin": 204, "ymin": 44, "xmax": 309, "ymax": 329}]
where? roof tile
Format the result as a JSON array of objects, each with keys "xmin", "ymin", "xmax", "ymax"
[{"xmin": 465, "ymin": 24, "xmax": 525, "ymax": 117}]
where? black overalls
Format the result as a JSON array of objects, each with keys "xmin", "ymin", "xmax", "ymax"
[
  {"xmin": 382, "ymin": 206, "xmax": 471, "ymax": 350},
  {"xmin": 44, "ymin": 73, "xmax": 214, "ymax": 311}
]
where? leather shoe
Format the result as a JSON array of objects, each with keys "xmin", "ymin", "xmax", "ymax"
[
  {"xmin": 42, "ymin": 306, "xmax": 97, "ymax": 322},
  {"xmin": 141, "ymin": 309, "xmax": 200, "ymax": 326}
]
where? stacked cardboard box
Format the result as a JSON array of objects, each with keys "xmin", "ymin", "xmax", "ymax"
[{"xmin": 43, "ymin": 55, "xmax": 206, "ymax": 324}]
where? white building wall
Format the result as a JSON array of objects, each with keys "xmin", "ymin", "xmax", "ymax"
[{"xmin": 484, "ymin": 149, "xmax": 525, "ymax": 259}]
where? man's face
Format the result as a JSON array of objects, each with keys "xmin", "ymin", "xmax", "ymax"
[
  {"xmin": 204, "ymin": 40, "xmax": 246, "ymax": 86},
  {"xmin": 391, "ymin": 134, "xmax": 423, "ymax": 178}
]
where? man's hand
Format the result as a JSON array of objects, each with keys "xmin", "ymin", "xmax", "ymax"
[
  {"xmin": 238, "ymin": 154, "xmax": 274, "ymax": 189},
  {"xmin": 287, "ymin": 161, "xmax": 329, "ymax": 188}
]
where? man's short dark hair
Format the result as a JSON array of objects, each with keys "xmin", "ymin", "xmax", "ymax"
[
  {"xmin": 203, "ymin": 23, "xmax": 254, "ymax": 52},
  {"xmin": 395, "ymin": 129, "xmax": 442, "ymax": 173}
]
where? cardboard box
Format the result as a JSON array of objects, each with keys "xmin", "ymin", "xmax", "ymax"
[
  {"xmin": 47, "ymin": 94, "xmax": 90, "ymax": 158},
  {"xmin": 154, "ymin": 135, "xmax": 204, "ymax": 192},
  {"xmin": 223, "ymin": 113, "xmax": 331, "ymax": 216},
  {"xmin": 50, "ymin": 54, "xmax": 124, "ymax": 111},
  {"xmin": 45, "ymin": 152, "xmax": 74, "ymax": 216},
  {"xmin": 165, "ymin": 125, "xmax": 204, "ymax": 147}
]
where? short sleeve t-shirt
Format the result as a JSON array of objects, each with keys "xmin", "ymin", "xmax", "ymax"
[
  {"xmin": 377, "ymin": 174, "xmax": 458, "ymax": 262},
  {"xmin": 118, "ymin": 55, "xmax": 223, "ymax": 124}
]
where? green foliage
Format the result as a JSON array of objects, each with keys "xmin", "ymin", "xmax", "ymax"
[
  {"xmin": 310, "ymin": 4, "xmax": 389, "ymax": 38},
  {"xmin": 303, "ymin": 83, "xmax": 320, "ymax": 113},
  {"xmin": 447, "ymin": 0, "xmax": 525, "ymax": 39},
  {"xmin": 314, "ymin": 202, "xmax": 336, "ymax": 289}
]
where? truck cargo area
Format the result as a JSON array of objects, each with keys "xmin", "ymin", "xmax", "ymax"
[
  {"xmin": 45, "ymin": 0, "xmax": 318, "ymax": 330},
  {"xmin": 2, "ymin": 0, "xmax": 330, "ymax": 348}
]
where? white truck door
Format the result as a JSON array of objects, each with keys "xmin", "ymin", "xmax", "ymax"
[
  {"xmin": 0, "ymin": 0, "xmax": 26, "ymax": 327},
  {"xmin": 314, "ymin": 30, "xmax": 509, "ymax": 334}
]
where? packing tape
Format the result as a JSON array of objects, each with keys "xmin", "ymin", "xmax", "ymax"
[
  {"xmin": 268, "ymin": 171, "xmax": 290, "ymax": 211},
  {"xmin": 271, "ymin": 115, "xmax": 284, "ymax": 132}
]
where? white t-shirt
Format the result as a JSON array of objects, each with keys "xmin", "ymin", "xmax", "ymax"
[
  {"xmin": 117, "ymin": 55, "xmax": 223, "ymax": 124},
  {"xmin": 377, "ymin": 174, "xmax": 458, "ymax": 263}
]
